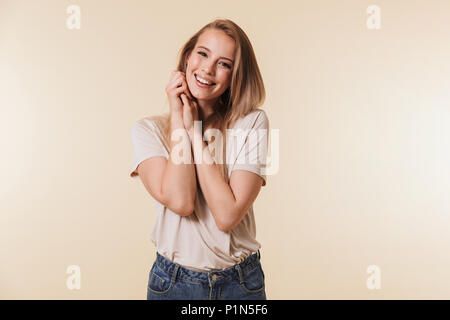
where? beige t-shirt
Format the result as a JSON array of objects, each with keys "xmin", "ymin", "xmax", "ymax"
[{"xmin": 129, "ymin": 109, "xmax": 269, "ymax": 271}]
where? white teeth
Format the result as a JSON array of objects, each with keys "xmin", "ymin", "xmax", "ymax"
[{"xmin": 196, "ymin": 75, "xmax": 214, "ymax": 85}]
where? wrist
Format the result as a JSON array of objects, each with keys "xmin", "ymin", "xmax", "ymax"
[
  {"xmin": 187, "ymin": 127, "xmax": 195, "ymax": 140},
  {"xmin": 190, "ymin": 129, "xmax": 204, "ymax": 163},
  {"xmin": 170, "ymin": 115, "xmax": 184, "ymax": 129},
  {"xmin": 188, "ymin": 125, "xmax": 202, "ymax": 141}
]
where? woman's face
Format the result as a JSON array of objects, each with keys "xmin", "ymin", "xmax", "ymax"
[{"xmin": 185, "ymin": 29, "xmax": 236, "ymax": 103}]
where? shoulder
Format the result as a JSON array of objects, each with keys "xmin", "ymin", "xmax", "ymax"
[
  {"xmin": 130, "ymin": 117, "xmax": 168, "ymax": 149},
  {"xmin": 233, "ymin": 109, "xmax": 269, "ymax": 130},
  {"xmin": 131, "ymin": 117, "xmax": 157, "ymax": 134},
  {"xmin": 130, "ymin": 117, "xmax": 165, "ymax": 143}
]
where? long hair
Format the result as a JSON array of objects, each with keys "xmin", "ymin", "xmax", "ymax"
[{"xmin": 150, "ymin": 18, "xmax": 265, "ymax": 182}]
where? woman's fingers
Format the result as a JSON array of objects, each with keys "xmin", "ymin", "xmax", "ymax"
[
  {"xmin": 172, "ymin": 76, "xmax": 183, "ymax": 89},
  {"xmin": 180, "ymin": 93, "xmax": 188, "ymax": 105},
  {"xmin": 170, "ymin": 71, "xmax": 184, "ymax": 86},
  {"xmin": 174, "ymin": 78, "xmax": 194, "ymax": 101},
  {"xmin": 170, "ymin": 71, "xmax": 193, "ymax": 97},
  {"xmin": 175, "ymin": 82, "xmax": 188, "ymax": 95},
  {"xmin": 177, "ymin": 75, "xmax": 193, "ymax": 100},
  {"xmin": 166, "ymin": 72, "xmax": 190, "ymax": 115}
]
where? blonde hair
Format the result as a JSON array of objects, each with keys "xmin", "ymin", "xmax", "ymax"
[{"xmin": 151, "ymin": 18, "xmax": 265, "ymax": 181}]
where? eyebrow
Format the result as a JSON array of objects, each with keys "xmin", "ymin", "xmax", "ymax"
[{"xmin": 197, "ymin": 46, "xmax": 234, "ymax": 63}]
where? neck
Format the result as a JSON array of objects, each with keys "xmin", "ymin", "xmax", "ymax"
[{"xmin": 196, "ymin": 98, "xmax": 216, "ymax": 122}]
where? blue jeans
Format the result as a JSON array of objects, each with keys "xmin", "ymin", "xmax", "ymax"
[{"xmin": 146, "ymin": 251, "xmax": 267, "ymax": 300}]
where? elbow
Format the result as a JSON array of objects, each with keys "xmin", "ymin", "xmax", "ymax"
[
  {"xmin": 162, "ymin": 190, "xmax": 196, "ymax": 217},
  {"xmin": 216, "ymin": 207, "xmax": 246, "ymax": 232},
  {"xmin": 169, "ymin": 200, "xmax": 195, "ymax": 217},
  {"xmin": 216, "ymin": 216, "xmax": 234, "ymax": 233}
]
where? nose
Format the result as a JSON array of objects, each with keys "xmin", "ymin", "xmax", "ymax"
[{"xmin": 202, "ymin": 61, "xmax": 215, "ymax": 76}]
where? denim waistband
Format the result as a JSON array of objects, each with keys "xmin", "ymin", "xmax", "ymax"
[{"xmin": 154, "ymin": 250, "xmax": 261, "ymax": 286}]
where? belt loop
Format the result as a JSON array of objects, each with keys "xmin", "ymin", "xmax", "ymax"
[
  {"xmin": 234, "ymin": 264, "xmax": 245, "ymax": 284},
  {"xmin": 171, "ymin": 264, "xmax": 180, "ymax": 284},
  {"xmin": 257, "ymin": 250, "xmax": 261, "ymax": 260}
]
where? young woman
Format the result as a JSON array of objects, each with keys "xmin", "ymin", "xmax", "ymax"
[{"xmin": 129, "ymin": 18, "xmax": 269, "ymax": 300}]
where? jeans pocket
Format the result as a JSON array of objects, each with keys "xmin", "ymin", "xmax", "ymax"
[
  {"xmin": 147, "ymin": 262, "xmax": 175, "ymax": 295},
  {"xmin": 240, "ymin": 264, "xmax": 265, "ymax": 294}
]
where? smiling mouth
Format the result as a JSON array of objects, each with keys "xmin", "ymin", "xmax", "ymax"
[{"xmin": 194, "ymin": 74, "xmax": 216, "ymax": 86}]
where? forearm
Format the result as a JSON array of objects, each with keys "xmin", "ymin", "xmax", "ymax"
[
  {"xmin": 189, "ymin": 128, "xmax": 237, "ymax": 231},
  {"xmin": 161, "ymin": 116, "xmax": 197, "ymax": 215}
]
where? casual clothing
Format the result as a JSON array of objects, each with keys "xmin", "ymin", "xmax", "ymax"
[
  {"xmin": 129, "ymin": 109, "xmax": 269, "ymax": 272},
  {"xmin": 146, "ymin": 250, "xmax": 266, "ymax": 300}
]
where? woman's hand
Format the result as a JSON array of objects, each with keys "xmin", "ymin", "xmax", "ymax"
[
  {"xmin": 180, "ymin": 93, "xmax": 199, "ymax": 136},
  {"xmin": 165, "ymin": 71, "xmax": 194, "ymax": 122}
]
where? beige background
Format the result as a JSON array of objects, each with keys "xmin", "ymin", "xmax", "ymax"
[{"xmin": 1, "ymin": 0, "xmax": 449, "ymax": 299}]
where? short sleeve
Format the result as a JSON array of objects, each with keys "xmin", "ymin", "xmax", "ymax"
[
  {"xmin": 129, "ymin": 119, "xmax": 168, "ymax": 178},
  {"xmin": 229, "ymin": 110, "xmax": 269, "ymax": 186}
]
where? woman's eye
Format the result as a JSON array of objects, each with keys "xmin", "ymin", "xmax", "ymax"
[{"xmin": 197, "ymin": 51, "xmax": 231, "ymax": 68}]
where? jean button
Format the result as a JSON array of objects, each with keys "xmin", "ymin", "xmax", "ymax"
[{"xmin": 212, "ymin": 274, "xmax": 217, "ymax": 281}]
